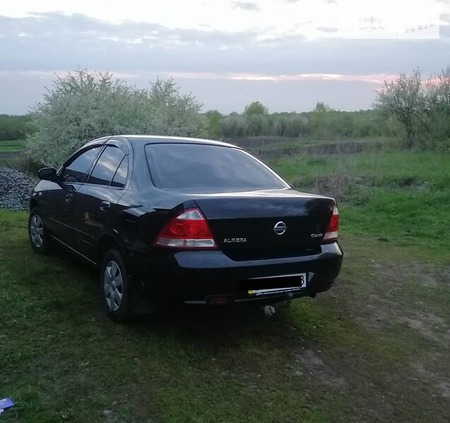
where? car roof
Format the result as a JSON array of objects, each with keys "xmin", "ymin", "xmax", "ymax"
[
  {"xmin": 77, "ymin": 135, "xmax": 240, "ymax": 159},
  {"xmin": 116, "ymin": 135, "xmax": 236, "ymax": 148}
]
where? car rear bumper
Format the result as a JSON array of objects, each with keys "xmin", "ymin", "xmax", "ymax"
[{"xmin": 129, "ymin": 242, "xmax": 343, "ymax": 305}]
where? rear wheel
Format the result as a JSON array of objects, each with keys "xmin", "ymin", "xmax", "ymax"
[
  {"xmin": 101, "ymin": 250, "xmax": 132, "ymax": 322},
  {"xmin": 28, "ymin": 208, "xmax": 53, "ymax": 253}
]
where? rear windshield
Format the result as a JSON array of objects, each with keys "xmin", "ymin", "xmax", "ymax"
[{"xmin": 145, "ymin": 143, "xmax": 287, "ymax": 191}]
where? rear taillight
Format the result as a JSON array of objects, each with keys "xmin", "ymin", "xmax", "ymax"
[
  {"xmin": 323, "ymin": 204, "xmax": 339, "ymax": 243},
  {"xmin": 154, "ymin": 208, "xmax": 217, "ymax": 249}
]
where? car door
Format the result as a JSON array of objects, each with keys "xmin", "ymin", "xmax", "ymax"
[
  {"xmin": 46, "ymin": 145, "xmax": 103, "ymax": 246},
  {"xmin": 70, "ymin": 143, "xmax": 129, "ymax": 261}
]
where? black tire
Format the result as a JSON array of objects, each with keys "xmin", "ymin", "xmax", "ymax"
[
  {"xmin": 101, "ymin": 249, "xmax": 132, "ymax": 322},
  {"xmin": 28, "ymin": 208, "xmax": 53, "ymax": 254}
]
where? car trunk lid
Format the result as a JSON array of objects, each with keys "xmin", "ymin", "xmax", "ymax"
[{"xmin": 192, "ymin": 190, "xmax": 335, "ymax": 260}]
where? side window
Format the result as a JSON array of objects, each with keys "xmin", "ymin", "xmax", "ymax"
[
  {"xmin": 63, "ymin": 146, "xmax": 102, "ymax": 183},
  {"xmin": 111, "ymin": 156, "xmax": 129, "ymax": 188},
  {"xmin": 88, "ymin": 146, "xmax": 125, "ymax": 186}
]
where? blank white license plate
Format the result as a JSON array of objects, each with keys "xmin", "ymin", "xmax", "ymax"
[{"xmin": 248, "ymin": 273, "xmax": 307, "ymax": 296}]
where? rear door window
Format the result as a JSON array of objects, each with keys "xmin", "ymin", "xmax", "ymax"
[
  {"xmin": 88, "ymin": 146, "xmax": 126, "ymax": 186},
  {"xmin": 111, "ymin": 156, "xmax": 128, "ymax": 188}
]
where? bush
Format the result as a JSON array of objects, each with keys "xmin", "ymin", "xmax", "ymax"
[{"xmin": 26, "ymin": 70, "xmax": 205, "ymax": 166}]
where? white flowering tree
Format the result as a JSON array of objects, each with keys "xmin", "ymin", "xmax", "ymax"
[
  {"xmin": 374, "ymin": 67, "xmax": 450, "ymax": 150},
  {"xmin": 27, "ymin": 70, "xmax": 205, "ymax": 166}
]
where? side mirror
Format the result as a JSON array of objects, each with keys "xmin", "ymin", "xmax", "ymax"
[{"xmin": 38, "ymin": 167, "xmax": 58, "ymax": 182}]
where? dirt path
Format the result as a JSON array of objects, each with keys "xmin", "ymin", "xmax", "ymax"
[{"xmin": 285, "ymin": 237, "xmax": 450, "ymax": 422}]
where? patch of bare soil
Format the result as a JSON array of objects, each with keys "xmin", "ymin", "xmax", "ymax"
[
  {"xmin": 371, "ymin": 260, "xmax": 450, "ymax": 289},
  {"xmin": 410, "ymin": 360, "xmax": 450, "ymax": 399},
  {"xmin": 354, "ymin": 261, "xmax": 450, "ymax": 335},
  {"xmin": 290, "ymin": 348, "xmax": 348, "ymax": 389},
  {"xmin": 286, "ymin": 251, "xmax": 449, "ymax": 421},
  {"xmin": 353, "ymin": 259, "xmax": 450, "ymax": 403}
]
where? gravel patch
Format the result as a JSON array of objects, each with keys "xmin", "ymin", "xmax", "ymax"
[{"xmin": 0, "ymin": 167, "xmax": 37, "ymax": 211}]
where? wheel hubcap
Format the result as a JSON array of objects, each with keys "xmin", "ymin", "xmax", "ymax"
[
  {"xmin": 30, "ymin": 215, "xmax": 44, "ymax": 248},
  {"xmin": 103, "ymin": 260, "xmax": 123, "ymax": 312}
]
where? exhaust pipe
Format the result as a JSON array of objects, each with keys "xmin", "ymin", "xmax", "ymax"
[{"xmin": 262, "ymin": 305, "xmax": 276, "ymax": 317}]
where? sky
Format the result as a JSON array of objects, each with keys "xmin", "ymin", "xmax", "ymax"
[{"xmin": 1, "ymin": 0, "xmax": 449, "ymax": 115}]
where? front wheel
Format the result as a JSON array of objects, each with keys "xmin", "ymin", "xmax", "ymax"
[
  {"xmin": 101, "ymin": 250, "xmax": 132, "ymax": 322},
  {"xmin": 28, "ymin": 208, "xmax": 53, "ymax": 253}
]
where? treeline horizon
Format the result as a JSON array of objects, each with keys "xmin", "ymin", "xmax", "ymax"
[
  {"xmin": 0, "ymin": 114, "xmax": 33, "ymax": 142},
  {"xmin": 205, "ymin": 102, "xmax": 389, "ymax": 140},
  {"xmin": 0, "ymin": 104, "xmax": 389, "ymax": 143},
  {"xmin": 2, "ymin": 65, "xmax": 449, "ymax": 151}
]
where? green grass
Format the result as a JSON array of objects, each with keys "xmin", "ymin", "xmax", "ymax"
[
  {"xmin": 274, "ymin": 150, "xmax": 450, "ymax": 184},
  {"xmin": 1, "ymin": 207, "xmax": 449, "ymax": 422},
  {"xmin": 0, "ymin": 140, "xmax": 25, "ymax": 166},
  {"xmin": 1, "ymin": 142, "xmax": 450, "ymax": 421},
  {"xmin": 0, "ymin": 139, "xmax": 25, "ymax": 152}
]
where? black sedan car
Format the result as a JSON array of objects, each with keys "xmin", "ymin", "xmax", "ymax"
[{"xmin": 29, "ymin": 135, "xmax": 343, "ymax": 321}]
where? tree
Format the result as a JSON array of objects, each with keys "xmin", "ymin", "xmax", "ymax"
[
  {"xmin": 26, "ymin": 70, "xmax": 205, "ymax": 166},
  {"xmin": 313, "ymin": 102, "xmax": 331, "ymax": 112},
  {"xmin": 271, "ymin": 113, "xmax": 307, "ymax": 138},
  {"xmin": 204, "ymin": 110, "xmax": 223, "ymax": 139},
  {"xmin": 374, "ymin": 67, "xmax": 450, "ymax": 149},
  {"xmin": 374, "ymin": 69, "xmax": 423, "ymax": 148},
  {"xmin": 221, "ymin": 113, "xmax": 247, "ymax": 138},
  {"xmin": 422, "ymin": 67, "xmax": 450, "ymax": 149},
  {"xmin": 244, "ymin": 101, "xmax": 268, "ymax": 116},
  {"xmin": 242, "ymin": 101, "xmax": 269, "ymax": 136},
  {"xmin": 145, "ymin": 78, "xmax": 205, "ymax": 137}
]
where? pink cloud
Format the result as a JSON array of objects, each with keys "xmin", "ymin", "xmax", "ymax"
[{"xmin": 164, "ymin": 71, "xmax": 398, "ymax": 84}]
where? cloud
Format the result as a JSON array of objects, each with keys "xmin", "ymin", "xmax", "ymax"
[
  {"xmin": 406, "ymin": 24, "xmax": 436, "ymax": 33},
  {"xmin": 219, "ymin": 72, "xmax": 396, "ymax": 84},
  {"xmin": 0, "ymin": 11, "xmax": 448, "ymax": 77},
  {"xmin": 361, "ymin": 16, "xmax": 382, "ymax": 25},
  {"xmin": 316, "ymin": 26, "xmax": 339, "ymax": 33},
  {"xmin": 357, "ymin": 16, "xmax": 384, "ymax": 32},
  {"xmin": 0, "ymin": 12, "xmax": 256, "ymax": 46},
  {"xmin": 231, "ymin": 1, "xmax": 259, "ymax": 11}
]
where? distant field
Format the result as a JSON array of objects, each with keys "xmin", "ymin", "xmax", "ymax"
[
  {"xmin": 235, "ymin": 137, "xmax": 388, "ymax": 161},
  {"xmin": 0, "ymin": 139, "xmax": 25, "ymax": 152},
  {"xmin": 0, "ymin": 140, "xmax": 26, "ymax": 168}
]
